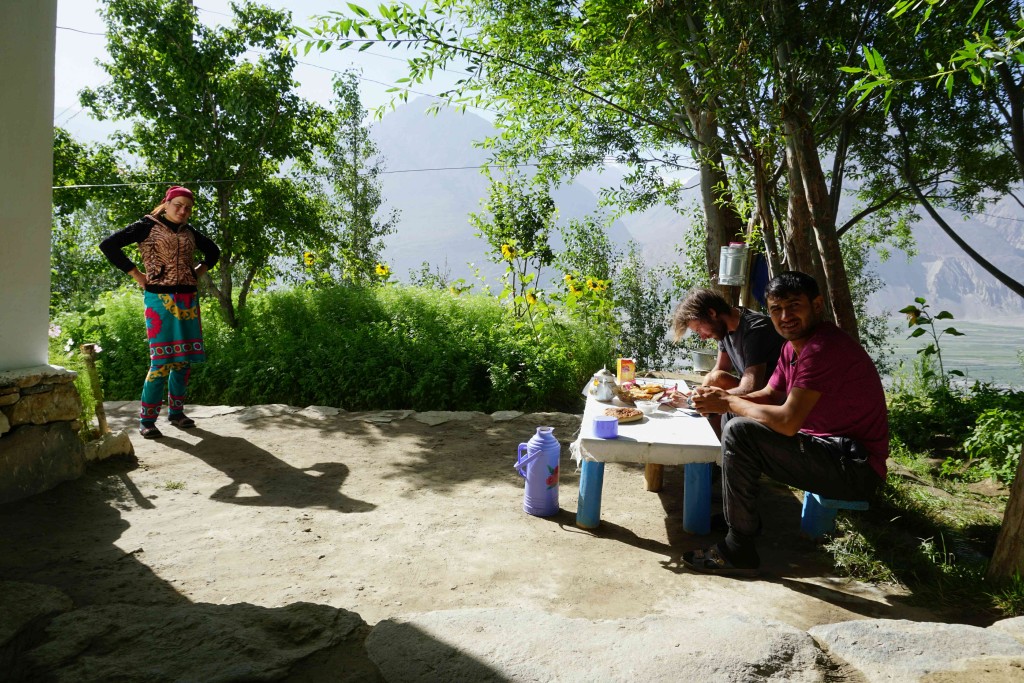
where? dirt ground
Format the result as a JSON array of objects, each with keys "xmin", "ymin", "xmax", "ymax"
[{"xmin": 1, "ymin": 401, "xmax": 948, "ymax": 645}]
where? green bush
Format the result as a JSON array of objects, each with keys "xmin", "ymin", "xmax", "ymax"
[
  {"xmin": 83, "ymin": 285, "xmax": 614, "ymax": 413},
  {"xmin": 961, "ymin": 408, "xmax": 1024, "ymax": 483}
]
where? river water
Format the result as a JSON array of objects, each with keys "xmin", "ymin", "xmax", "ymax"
[{"xmin": 888, "ymin": 320, "xmax": 1023, "ymax": 389}]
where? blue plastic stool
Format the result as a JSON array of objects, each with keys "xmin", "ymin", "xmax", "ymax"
[{"xmin": 800, "ymin": 492, "xmax": 869, "ymax": 539}]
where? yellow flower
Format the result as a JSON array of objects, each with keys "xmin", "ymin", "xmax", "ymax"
[
  {"xmin": 303, "ymin": 251, "xmax": 315, "ymax": 267},
  {"xmin": 449, "ymin": 285, "xmax": 460, "ymax": 296},
  {"xmin": 569, "ymin": 285, "xmax": 582, "ymax": 296},
  {"xmin": 525, "ymin": 290, "xmax": 538, "ymax": 306},
  {"xmin": 563, "ymin": 273, "xmax": 574, "ymax": 284},
  {"xmin": 375, "ymin": 263, "xmax": 390, "ymax": 277},
  {"xmin": 500, "ymin": 243, "xmax": 517, "ymax": 261},
  {"xmin": 586, "ymin": 278, "xmax": 599, "ymax": 291}
]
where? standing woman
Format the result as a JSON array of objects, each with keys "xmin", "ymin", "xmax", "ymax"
[{"xmin": 101, "ymin": 186, "xmax": 220, "ymax": 439}]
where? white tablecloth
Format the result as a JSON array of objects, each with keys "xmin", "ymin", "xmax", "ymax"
[{"xmin": 577, "ymin": 380, "xmax": 721, "ymax": 466}]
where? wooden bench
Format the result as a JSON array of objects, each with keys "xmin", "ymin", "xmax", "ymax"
[{"xmin": 800, "ymin": 491, "xmax": 869, "ymax": 540}]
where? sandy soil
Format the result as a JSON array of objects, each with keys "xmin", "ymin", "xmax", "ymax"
[{"xmin": 1, "ymin": 402, "xmax": 945, "ymax": 639}]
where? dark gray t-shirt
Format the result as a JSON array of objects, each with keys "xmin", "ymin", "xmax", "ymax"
[{"xmin": 718, "ymin": 307, "xmax": 785, "ymax": 383}]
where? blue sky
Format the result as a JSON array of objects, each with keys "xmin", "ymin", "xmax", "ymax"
[{"xmin": 54, "ymin": 0, "xmax": 469, "ymax": 140}]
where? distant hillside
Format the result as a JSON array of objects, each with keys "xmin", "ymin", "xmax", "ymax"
[
  {"xmin": 372, "ymin": 99, "xmax": 1024, "ymax": 322},
  {"xmin": 371, "ymin": 99, "xmax": 635, "ymax": 286}
]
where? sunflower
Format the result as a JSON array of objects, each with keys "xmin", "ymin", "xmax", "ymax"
[
  {"xmin": 375, "ymin": 263, "xmax": 391, "ymax": 277},
  {"xmin": 500, "ymin": 243, "xmax": 517, "ymax": 261},
  {"xmin": 586, "ymin": 278, "xmax": 600, "ymax": 291},
  {"xmin": 563, "ymin": 273, "xmax": 575, "ymax": 284},
  {"xmin": 303, "ymin": 251, "xmax": 316, "ymax": 267},
  {"xmin": 525, "ymin": 290, "xmax": 538, "ymax": 306}
]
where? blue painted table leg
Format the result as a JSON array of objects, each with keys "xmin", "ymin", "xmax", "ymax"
[
  {"xmin": 576, "ymin": 460, "xmax": 605, "ymax": 529},
  {"xmin": 683, "ymin": 462, "xmax": 712, "ymax": 535}
]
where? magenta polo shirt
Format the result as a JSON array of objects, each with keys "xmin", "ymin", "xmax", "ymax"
[{"xmin": 768, "ymin": 321, "xmax": 889, "ymax": 478}]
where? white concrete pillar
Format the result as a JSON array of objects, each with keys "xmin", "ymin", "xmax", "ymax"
[{"xmin": 0, "ymin": 1, "xmax": 57, "ymax": 372}]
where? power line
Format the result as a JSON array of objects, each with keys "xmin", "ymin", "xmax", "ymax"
[
  {"xmin": 50, "ymin": 162, "xmax": 545, "ymax": 191},
  {"xmin": 55, "ymin": 26, "xmax": 105, "ymax": 36}
]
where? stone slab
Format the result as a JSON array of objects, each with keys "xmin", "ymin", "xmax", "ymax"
[
  {"xmin": 366, "ymin": 608, "xmax": 827, "ymax": 682},
  {"xmin": 2, "ymin": 383, "xmax": 81, "ymax": 427},
  {"xmin": 0, "ymin": 422, "xmax": 85, "ymax": 504},
  {"xmin": 490, "ymin": 410, "xmax": 523, "ymax": 421},
  {"xmin": 991, "ymin": 616, "xmax": 1024, "ymax": 644},
  {"xmin": 234, "ymin": 404, "xmax": 300, "ymax": 422},
  {"xmin": 352, "ymin": 410, "xmax": 413, "ymax": 424},
  {"xmin": 412, "ymin": 411, "xmax": 480, "ymax": 426},
  {"xmin": 296, "ymin": 405, "xmax": 342, "ymax": 420},
  {"xmin": 84, "ymin": 429, "xmax": 134, "ymax": 462},
  {"xmin": 22, "ymin": 602, "xmax": 368, "ymax": 682},
  {"xmin": 0, "ymin": 365, "xmax": 77, "ymax": 391},
  {"xmin": 809, "ymin": 618, "xmax": 1024, "ymax": 682},
  {"xmin": 0, "ymin": 581, "xmax": 73, "ymax": 649}
]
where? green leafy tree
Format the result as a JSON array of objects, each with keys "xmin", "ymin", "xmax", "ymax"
[
  {"xmin": 51, "ymin": 128, "xmax": 127, "ymax": 312},
  {"xmin": 299, "ymin": 1, "xmax": 948, "ymax": 341},
  {"xmin": 469, "ymin": 172, "xmax": 556, "ymax": 324},
  {"xmin": 81, "ymin": 0, "xmax": 337, "ymax": 327},
  {"xmin": 613, "ymin": 243, "xmax": 676, "ymax": 371},
  {"xmin": 300, "ymin": 71, "xmax": 399, "ymax": 286}
]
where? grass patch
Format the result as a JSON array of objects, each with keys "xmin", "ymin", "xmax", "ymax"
[
  {"xmin": 162, "ymin": 481, "xmax": 186, "ymax": 491},
  {"xmin": 825, "ymin": 463, "xmax": 1015, "ymax": 620}
]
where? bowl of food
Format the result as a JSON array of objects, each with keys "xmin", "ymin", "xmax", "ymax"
[{"xmin": 635, "ymin": 400, "xmax": 659, "ymax": 416}]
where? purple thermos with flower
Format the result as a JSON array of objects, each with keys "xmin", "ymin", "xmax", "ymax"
[{"xmin": 515, "ymin": 426, "xmax": 560, "ymax": 516}]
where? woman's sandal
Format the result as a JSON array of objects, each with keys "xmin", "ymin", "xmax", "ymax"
[
  {"xmin": 682, "ymin": 544, "xmax": 759, "ymax": 577},
  {"xmin": 168, "ymin": 414, "xmax": 196, "ymax": 429},
  {"xmin": 139, "ymin": 424, "xmax": 163, "ymax": 439}
]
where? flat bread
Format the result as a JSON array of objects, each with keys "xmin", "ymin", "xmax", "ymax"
[
  {"xmin": 604, "ymin": 407, "xmax": 644, "ymax": 423},
  {"xmin": 615, "ymin": 382, "xmax": 667, "ymax": 405}
]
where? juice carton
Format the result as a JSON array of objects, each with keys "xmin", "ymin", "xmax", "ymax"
[{"xmin": 616, "ymin": 358, "xmax": 635, "ymax": 384}]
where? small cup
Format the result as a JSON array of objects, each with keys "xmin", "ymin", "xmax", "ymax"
[
  {"xmin": 592, "ymin": 415, "xmax": 618, "ymax": 439},
  {"xmin": 635, "ymin": 400, "xmax": 659, "ymax": 416}
]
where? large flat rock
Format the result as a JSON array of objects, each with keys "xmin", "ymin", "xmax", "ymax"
[
  {"xmin": 366, "ymin": 608, "xmax": 829, "ymax": 682},
  {"xmin": 809, "ymin": 618, "xmax": 1024, "ymax": 682},
  {"xmin": 22, "ymin": 601, "xmax": 369, "ymax": 683}
]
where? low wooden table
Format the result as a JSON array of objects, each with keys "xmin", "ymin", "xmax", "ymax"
[{"xmin": 575, "ymin": 380, "xmax": 722, "ymax": 534}]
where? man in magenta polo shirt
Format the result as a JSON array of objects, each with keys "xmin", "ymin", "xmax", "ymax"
[{"xmin": 684, "ymin": 271, "xmax": 888, "ymax": 576}]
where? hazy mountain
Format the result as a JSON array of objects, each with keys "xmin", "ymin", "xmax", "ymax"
[
  {"xmin": 371, "ymin": 99, "xmax": 636, "ymax": 285},
  {"xmin": 372, "ymin": 99, "xmax": 1023, "ymax": 322}
]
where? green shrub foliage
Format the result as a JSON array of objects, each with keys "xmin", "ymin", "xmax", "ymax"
[{"xmin": 78, "ymin": 285, "xmax": 612, "ymax": 413}]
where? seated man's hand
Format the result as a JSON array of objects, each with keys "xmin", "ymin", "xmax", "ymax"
[
  {"xmin": 691, "ymin": 386, "xmax": 729, "ymax": 416},
  {"xmin": 665, "ymin": 385, "xmax": 693, "ymax": 408}
]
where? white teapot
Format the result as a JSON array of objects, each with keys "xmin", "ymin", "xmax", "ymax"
[{"xmin": 589, "ymin": 367, "xmax": 617, "ymax": 401}]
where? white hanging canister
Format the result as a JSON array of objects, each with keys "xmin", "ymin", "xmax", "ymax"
[{"xmin": 718, "ymin": 242, "xmax": 749, "ymax": 286}]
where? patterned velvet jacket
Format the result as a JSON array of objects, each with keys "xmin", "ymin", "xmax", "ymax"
[{"xmin": 100, "ymin": 215, "xmax": 220, "ymax": 294}]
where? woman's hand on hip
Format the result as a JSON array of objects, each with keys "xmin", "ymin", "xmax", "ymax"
[{"xmin": 128, "ymin": 268, "xmax": 147, "ymax": 289}]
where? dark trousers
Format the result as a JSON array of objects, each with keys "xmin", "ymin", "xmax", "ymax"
[{"xmin": 720, "ymin": 417, "xmax": 882, "ymax": 543}]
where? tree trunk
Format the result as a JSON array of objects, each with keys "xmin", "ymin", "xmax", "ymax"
[
  {"xmin": 785, "ymin": 110, "xmax": 859, "ymax": 339},
  {"xmin": 783, "ymin": 134, "xmax": 813, "ymax": 274},
  {"xmin": 987, "ymin": 444, "xmax": 1024, "ymax": 581},
  {"xmin": 691, "ymin": 109, "xmax": 745, "ymax": 284},
  {"xmin": 753, "ymin": 149, "xmax": 783, "ymax": 276},
  {"xmin": 206, "ymin": 185, "xmax": 238, "ymax": 328}
]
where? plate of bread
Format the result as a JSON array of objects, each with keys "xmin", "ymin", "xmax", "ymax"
[{"xmin": 603, "ymin": 406, "xmax": 644, "ymax": 424}]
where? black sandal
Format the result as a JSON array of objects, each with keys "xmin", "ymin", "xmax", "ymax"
[
  {"xmin": 139, "ymin": 424, "xmax": 163, "ymax": 439},
  {"xmin": 168, "ymin": 414, "xmax": 196, "ymax": 429},
  {"xmin": 682, "ymin": 544, "xmax": 759, "ymax": 577}
]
